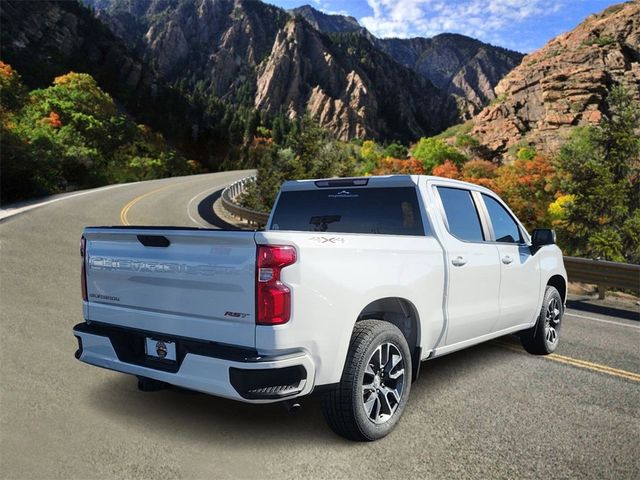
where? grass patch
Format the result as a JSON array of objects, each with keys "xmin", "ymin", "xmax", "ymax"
[
  {"xmin": 489, "ymin": 93, "xmax": 508, "ymax": 106},
  {"xmin": 434, "ymin": 120, "xmax": 474, "ymax": 140},
  {"xmin": 583, "ymin": 36, "xmax": 616, "ymax": 47}
]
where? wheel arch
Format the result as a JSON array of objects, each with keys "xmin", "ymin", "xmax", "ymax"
[
  {"xmin": 355, "ymin": 297, "xmax": 422, "ymax": 381},
  {"xmin": 547, "ymin": 274, "xmax": 567, "ymax": 304}
]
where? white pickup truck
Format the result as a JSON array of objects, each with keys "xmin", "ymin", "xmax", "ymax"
[{"xmin": 74, "ymin": 175, "xmax": 567, "ymax": 441}]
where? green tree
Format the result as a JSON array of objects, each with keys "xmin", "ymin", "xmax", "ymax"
[
  {"xmin": 244, "ymin": 109, "xmax": 259, "ymax": 142},
  {"xmin": 556, "ymin": 86, "xmax": 640, "ymax": 262},
  {"xmin": 1, "ymin": 66, "xmax": 197, "ymax": 203},
  {"xmin": 383, "ymin": 142, "xmax": 407, "ymax": 159},
  {"xmin": 241, "ymin": 117, "xmax": 357, "ymax": 212},
  {"xmin": 360, "ymin": 140, "xmax": 383, "ymax": 173},
  {"xmin": 271, "ymin": 111, "xmax": 286, "ymax": 145},
  {"xmin": 411, "ymin": 137, "xmax": 467, "ymax": 173}
]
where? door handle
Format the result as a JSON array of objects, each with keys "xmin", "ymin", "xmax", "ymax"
[
  {"xmin": 451, "ymin": 256, "xmax": 467, "ymax": 267},
  {"xmin": 502, "ymin": 255, "xmax": 513, "ymax": 264}
]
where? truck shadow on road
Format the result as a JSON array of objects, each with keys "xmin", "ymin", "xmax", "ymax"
[
  {"xmin": 87, "ymin": 339, "xmax": 519, "ymax": 445},
  {"xmin": 197, "ymin": 189, "xmax": 240, "ymax": 230}
]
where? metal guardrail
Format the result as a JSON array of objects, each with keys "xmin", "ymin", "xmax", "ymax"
[
  {"xmin": 564, "ymin": 256, "xmax": 640, "ymax": 298},
  {"xmin": 221, "ymin": 176, "xmax": 270, "ymax": 226},
  {"xmin": 222, "ymin": 177, "xmax": 640, "ymax": 296}
]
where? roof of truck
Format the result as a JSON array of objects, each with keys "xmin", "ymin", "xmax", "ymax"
[{"xmin": 280, "ymin": 175, "xmax": 495, "ymax": 194}]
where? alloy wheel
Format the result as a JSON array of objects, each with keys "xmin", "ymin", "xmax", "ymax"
[{"xmin": 362, "ymin": 342, "xmax": 405, "ymax": 424}]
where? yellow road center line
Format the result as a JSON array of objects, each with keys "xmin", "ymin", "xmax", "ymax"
[
  {"xmin": 492, "ymin": 340, "xmax": 640, "ymax": 382},
  {"xmin": 120, "ymin": 183, "xmax": 180, "ymax": 225}
]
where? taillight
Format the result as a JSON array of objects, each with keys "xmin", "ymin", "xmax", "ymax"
[
  {"xmin": 256, "ymin": 245, "xmax": 296, "ymax": 325},
  {"xmin": 80, "ymin": 236, "xmax": 87, "ymax": 301}
]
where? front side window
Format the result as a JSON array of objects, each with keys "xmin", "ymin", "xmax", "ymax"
[
  {"xmin": 482, "ymin": 194, "xmax": 522, "ymax": 243},
  {"xmin": 436, "ymin": 187, "xmax": 484, "ymax": 242}
]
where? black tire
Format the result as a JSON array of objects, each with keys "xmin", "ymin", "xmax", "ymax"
[
  {"xmin": 520, "ymin": 286, "xmax": 563, "ymax": 355},
  {"xmin": 321, "ymin": 320, "xmax": 412, "ymax": 441}
]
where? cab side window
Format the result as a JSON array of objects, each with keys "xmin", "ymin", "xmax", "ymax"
[
  {"xmin": 437, "ymin": 187, "xmax": 484, "ymax": 242},
  {"xmin": 482, "ymin": 194, "xmax": 522, "ymax": 243}
]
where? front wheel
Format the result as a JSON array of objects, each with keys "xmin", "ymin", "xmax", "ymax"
[
  {"xmin": 520, "ymin": 285, "xmax": 563, "ymax": 355},
  {"xmin": 321, "ymin": 320, "xmax": 412, "ymax": 441}
]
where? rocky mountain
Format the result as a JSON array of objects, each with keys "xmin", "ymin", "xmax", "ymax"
[
  {"xmin": 255, "ymin": 18, "xmax": 457, "ymax": 140},
  {"xmin": 83, "ymin": 0, "xmax": 458, "ymax": 141},
  {"xmin": 3, "ymin": 0, "xmax": 524, "ymax": 144},
  {"xmin": 469, "ymin": 1, "xmax": 640, "ymax": 159},
  {"xmin": 377, "ymin": 35, "xmax": 523, "ymax": 116},
  {"xmin": 292, "ymin": 5, "xmax": 523, "ymax": 115},
  {"xmin": 291, "ymin": 5, "xmax": 362, "ymax": 34}
]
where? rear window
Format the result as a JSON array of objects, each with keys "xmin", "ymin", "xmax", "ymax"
[{"xmin": 270, "ymin": 187, "xmax": 425, "ymax": 236}]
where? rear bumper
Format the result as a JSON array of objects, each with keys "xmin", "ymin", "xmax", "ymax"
[{"xmin": 73, "ymin": 322, "xmax": 315, "ymax": 403}]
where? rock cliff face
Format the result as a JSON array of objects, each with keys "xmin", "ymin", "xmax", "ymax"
[
  {"xmin": 469, "ymin": 2, "xmax": 640, "ymax": 158},
  {"xmin": 86, "ymin": 0, "xmax": 289, "ymax": 99},
  {"xmin": 378, "ymin": 35, "xmax": 523, "ymax": 116},
  {"xmin": 292, "ymin": 6, "xmax": 523, "ymax": 116},
  {"xmin": 255, "ymin": 18, "xmax": 457, "ymax": 141}
]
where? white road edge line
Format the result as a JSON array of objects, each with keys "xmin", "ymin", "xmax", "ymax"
[
  {"xmin": 0, "ymin": 183, "xmax": 133, "ymax": 221},
  {"xmin": 565, "ymin": 312, "xmax": 640, "ymax": 330}
]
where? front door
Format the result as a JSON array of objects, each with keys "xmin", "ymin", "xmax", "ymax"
[{"xmin": 480, "ymin": 194, "xmax": 541, "ymax": 331}]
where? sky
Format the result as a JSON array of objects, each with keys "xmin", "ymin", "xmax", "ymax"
[{"xmin": 267, "ymin": 0, "xmax": 621, "ymax": 52}]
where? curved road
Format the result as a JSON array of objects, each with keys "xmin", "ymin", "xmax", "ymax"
[{"xmin": 1, "ymin": 172, "xmax": 639, "ymax": 479}]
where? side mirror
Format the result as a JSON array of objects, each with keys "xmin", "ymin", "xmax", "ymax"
[
  {"xmin": 532, "ymin": 228, "xmax": 556, "ymax": 246},
  {"xmin": 530, "ymin": 229, "xmax": 556, "ymax": 254}
]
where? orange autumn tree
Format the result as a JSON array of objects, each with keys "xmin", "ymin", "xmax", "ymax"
[
  {"xmin": 460, "ymin": 159, "xmax": 498, "ymax": 189},
  {"xmin": 432, "ymin": 159, "xmax": 498, "ymax": 189},
  {"xmin": 432, "ymin": 155, "xmax": 557, "ymax": 231},
  {"xmin": 372, "ymin": 157, "xmax": 425, "ymax": 175},
  {"xmin": 494, "ymin": 154, "xmax": 557, "ymax": 230},
  {"xmin": 432, "ymin": 160, "xmax": 460, "ymax": 179}
]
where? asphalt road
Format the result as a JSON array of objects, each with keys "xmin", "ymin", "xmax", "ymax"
[{"xmin": 1, "ymin": 172, "xmax": 639, "ymax": 479}]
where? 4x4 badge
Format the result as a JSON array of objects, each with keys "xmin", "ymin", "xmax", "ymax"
[{"xmin": 309, "ymin": 236, "xmax": 345, "ymax": 244}]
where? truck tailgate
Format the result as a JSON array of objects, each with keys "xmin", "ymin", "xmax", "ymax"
[{"xmin": 83, "ymin": 228, "xmax": 256, "ymax": 347}]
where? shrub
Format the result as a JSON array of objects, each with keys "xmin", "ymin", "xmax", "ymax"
[
  {"xmin": 411, "ymin": 137, "xmax": 466, "ymax": 173},
  {"xmin": 372, "ymin": 157, "xmax": 425, "ymax": 175}
]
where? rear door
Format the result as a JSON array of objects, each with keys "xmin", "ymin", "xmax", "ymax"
[
  {"xmin": 479, "ymin": 194, "xmax": 541, "ymax": 331},
  {"xmin": 433, "ymin": 186, "xmax": 501, "ymax": 346},
  {"xmin": 84, "ymin": 228, "xmax": 257, "ymax": 347}
]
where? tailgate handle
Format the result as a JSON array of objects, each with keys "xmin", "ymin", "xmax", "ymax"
[{"xmin": 137, "ymin": 235, "xmax": 170, "ymax": 247}]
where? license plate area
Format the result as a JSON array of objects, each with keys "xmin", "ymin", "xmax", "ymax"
[{"xmin": 145, "ymin": 337, "xmax": 177, "ymax": 362}]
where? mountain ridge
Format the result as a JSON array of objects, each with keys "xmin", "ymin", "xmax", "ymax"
[
  {"xmin": 291, "ymin": 4, "xmax": 524, "ymax": 115},
  {"xmin": 467, "ymin": 1, "xmax": 640, "ymax": 159},
  {"xmin": 83, "ymin": 0, "xmax": 524, "ymax": 139}
]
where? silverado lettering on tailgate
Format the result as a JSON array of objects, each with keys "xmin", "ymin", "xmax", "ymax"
[{"xmin": 89, "ymin": 257, "xmax": 235, "ymax": 276}]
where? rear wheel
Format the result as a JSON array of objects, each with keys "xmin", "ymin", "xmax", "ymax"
[
  {"xmin": 520, "ymin": 286, "xmax": 563, "ymax": 355},
  {"xmin": 321, "ymin": 320, "xmax": 412, "ymax": 441}
]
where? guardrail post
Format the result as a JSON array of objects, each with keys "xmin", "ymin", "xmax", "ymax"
[{"xmin": 598, "ymin": 285, "xmax": 606, "ymax": 299}]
